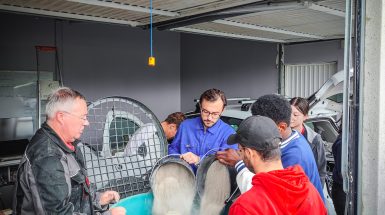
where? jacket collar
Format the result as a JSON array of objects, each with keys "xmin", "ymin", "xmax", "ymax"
[
  {"xmin": 41, "ymin": 122, "xmax": 77, "ymax": 153},
  {"xmin": 195, "ymin": 117, "xmax": 222, "ymax": 134},
  {"xmin": 280, "ymin": 130, "xmax": 300, "ymax": 149}
]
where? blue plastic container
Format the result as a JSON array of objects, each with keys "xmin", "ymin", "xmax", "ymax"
[
  {"xmin": 112, "ymin": 192, "xmax": 154, "ymax": 215},
  {"xmin": 112, "ymin": 192, "xmax": 231, "ymax": 215}
]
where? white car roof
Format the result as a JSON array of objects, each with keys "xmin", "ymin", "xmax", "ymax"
[{"xmin": 221, "ymin": 105, "xmax": 251, "ymax": 120}]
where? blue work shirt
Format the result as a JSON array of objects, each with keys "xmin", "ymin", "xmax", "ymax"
[{"xmin": 168, "ymin": 117, "xmax": 237, "ymax": 161}]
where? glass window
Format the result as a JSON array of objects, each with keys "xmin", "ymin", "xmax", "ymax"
[
  {"xmin": 327, "ymin": 93, "xmax": 343, "ymax": 103},
  {"xmin": 0, "ymin": 71, "xmax": 53, "ymax": 141},
  {"xmin": 221, "ymin": 116, "xmax": 243, "ymax": 131},
  {"xmin": 109, "ymin": 117, "xmax": 140, "ymax": 156},
  {"xmin": 305, "ymin": 120, "xmax": 338, "ymax": 143}
]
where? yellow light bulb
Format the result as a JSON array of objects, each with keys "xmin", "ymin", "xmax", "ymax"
[{"xmin": 148, "ymin": 56, "xmax": 156, "ymax": 67}]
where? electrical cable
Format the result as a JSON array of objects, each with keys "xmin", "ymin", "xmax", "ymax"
[
  {"xmin": 150, "ymin": 0, "xmax": 153, "ymax": 58},
  {"xmin": 54, "ymin": 20, "xmax": 63, "ymax": 86}
]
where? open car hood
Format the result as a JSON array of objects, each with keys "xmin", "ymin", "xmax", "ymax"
[{"xmin": 307, "ymin": 69, "xmax": 353, "ymax": 121}]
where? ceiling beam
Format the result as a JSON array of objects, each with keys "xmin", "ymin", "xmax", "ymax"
[
  {"xmin": 66, "ymin": 0, "xmax": 179, "ymax": 17},
  {"xmin": 0, "ymin": 5, "xmax": 140, "ymax": 26},
  {"xmin": 172, "ymin": 27, "xmax": 285, "ymax": 43},
  {"xmin": 145, "ymin": 1, "xmax": 304, "ymax": 30},
  {"xmin": 307, "ymin": 3, "xmax": 345, "ymax": 17},
  {"xmin": 214, "ymin": 20, "xmax": 325, "ymax": 39}
]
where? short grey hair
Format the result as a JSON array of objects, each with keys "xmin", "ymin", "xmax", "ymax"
[{"xmin": 45, "ymin": 87, "xmax": 86, "ymax": 119}]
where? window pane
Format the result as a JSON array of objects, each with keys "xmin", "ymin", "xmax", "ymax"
[
  {"xmin": 221, "ymin": 116, "xmax": 242, "ymax": 131},
  {"xmin": 109, "ymin": 117, "xmax": 140, "ymax": 156}
]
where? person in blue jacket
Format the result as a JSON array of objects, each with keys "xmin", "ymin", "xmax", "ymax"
[
  {"xmin": 168, "ymin": 88, "xmax": 237, "ymax": 170},
  {"xmin": 216, "ymin": 94, "xmax": 325, "ymax": 202}
]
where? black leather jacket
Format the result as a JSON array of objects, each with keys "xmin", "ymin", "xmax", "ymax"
[{"xmin": 13, "ymin": 123, "xmax": 108, "ymax": 215}]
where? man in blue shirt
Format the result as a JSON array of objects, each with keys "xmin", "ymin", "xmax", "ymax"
[
  {"xmin": 216, "ymin": 94, "xmax": 325, "ymax": 202},
  {"xmin": 169, "ymin": 88, "xmax": 237, "ymax": 168}
]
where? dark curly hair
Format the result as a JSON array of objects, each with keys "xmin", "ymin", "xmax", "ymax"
[{"xmin": 251, "ymin": 94, "xmax": 291, "ymax": 126}]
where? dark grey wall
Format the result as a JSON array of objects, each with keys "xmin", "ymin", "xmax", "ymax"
[
  {"xmin": 180, "ymin": 34, "xmax": 278, "ymax": 112},
  {"xmin": 0, "ymin": 13, "xmax": 56, "ymax": 71},
  {"xmin": 0, "ymin": 12, "xmax": 181, "ymax": 120},
  {"xmin": 284, "ymin": 40, "xmax": 344, "ymax": 71},
  {"xmin": 1, "ymin": 12, "xmax": 343, "ymax": 118}
]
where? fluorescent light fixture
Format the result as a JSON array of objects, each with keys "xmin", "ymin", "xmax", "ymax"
[
  {"xmin": 308, "ymin": 3, "xmax": 345, "ymax": 17},
  {"xmin": 67, "ymin": 0, "xmax": 179, "ymax": 17},
  {"xmin": 14, "ymin": 82, "xmax": 35, "ymax": 89},
  {"xmin": 214, "ymin": 20, "xmax": 325, "ymax": 39},
  {"xmin": 0, "ymin": 5, "xmax": 140, "ymax": 26},
  {"xmin": 172, "ymin": 27, "xmax": 285, "ymax": 43}
]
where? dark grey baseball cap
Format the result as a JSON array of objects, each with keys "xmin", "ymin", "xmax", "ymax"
[{"xmin": 227, "ymin": 115, "xmax": 281, "ymax": 150}]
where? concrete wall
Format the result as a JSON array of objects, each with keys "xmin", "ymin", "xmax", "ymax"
[
  {"xmin": 0, "ymin": 12, "xmax": 181, "ymax": 120},
  {"xmin": 180, "ymin": 33, "xmax": 278, "ymax": 112},
  {"xmin": 360, "ymin": 0, "xmax": 385, "ymax": 213}
]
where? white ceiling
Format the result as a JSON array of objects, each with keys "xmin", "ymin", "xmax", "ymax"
[{"xmin": 0, "ymin": 0, "xmax": 346, "ymax": 43}]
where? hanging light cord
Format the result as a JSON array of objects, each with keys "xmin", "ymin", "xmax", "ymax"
[{"xmin": 150, "ymin": 0, "xmax": 153, "ymax": 57}]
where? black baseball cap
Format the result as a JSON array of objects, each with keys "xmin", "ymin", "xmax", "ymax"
[{"xmin": 227, "ymin": 115, "xmax": 281, "ymax": 151}]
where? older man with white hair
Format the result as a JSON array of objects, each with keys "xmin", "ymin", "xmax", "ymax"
[{"xmin": 13, "ymin": 87, "xmax": 125, "ymax": 215}]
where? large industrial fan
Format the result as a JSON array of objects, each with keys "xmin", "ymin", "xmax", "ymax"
[{"xmin": 79, "ymin": 96, "xmax": 167, "ymax": 198}]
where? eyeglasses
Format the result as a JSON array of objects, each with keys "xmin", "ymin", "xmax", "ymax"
[
  {"xmin": 200, "ymin": 108, "xmax": 221, "ymax": 119},
  {"xmin": 62, "ymin": 111, "xmax": 88, "ymax": 122}
]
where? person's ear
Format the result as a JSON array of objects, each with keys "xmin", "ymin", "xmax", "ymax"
[
  {"xmin": 304, "ymin": 114, "xmax": 309, "ymax": 120},
  {"xmin": 56, "ymin": 111, "xmax": 65, "ymax": 125},
  {"xmin": 169, "ymin": 124, "xmax": 176, "ymax": 130},
  {"xmin": 277, "ymin": 122, "xmax": 287, "ymax": 133},
  {"xmin": 247, "ymin": 149, "xmax": 262, "ymax": 162},
  {"xmin": 245, "ymin": 147, "xmax": 254, "ymax": 157}
]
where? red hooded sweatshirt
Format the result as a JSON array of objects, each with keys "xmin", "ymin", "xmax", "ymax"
[{"xmin": 229, "ymin": 165, "xmax": 326, "ymax": 215}]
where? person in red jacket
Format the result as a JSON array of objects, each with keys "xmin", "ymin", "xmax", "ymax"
[{"xmin": 227, "ymin": 115, "xmax": 326, "ymax": 215}]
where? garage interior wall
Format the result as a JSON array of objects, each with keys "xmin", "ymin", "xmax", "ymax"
[
  {"xmin": 0, "ymin": 12, "xmax": 181, "ymax": 120},
  {"xmin": 0, "ymin": 12, "xmax": 344, "ymax": 119},
  {"xmin": 284, "ymin": 40, "xmax": 345, "ymax": 71},
  {"xmin": 180, "ymin": 33, "xmax": 278, "ymax": 112}
]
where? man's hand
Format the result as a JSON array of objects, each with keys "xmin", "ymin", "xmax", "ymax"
[
  {"xmin": 99, "ymin": 190, "xmax": 120, "ymax": 206},
  {"xmin": 216, "ymin": 149, "xmax": 241, "ymax": 167},
  {"xmin": 180, "ymin": 152, "xmax": 200, "ymax": 164},
  {"xmin": 110, "ymin": 206, "xmax": 126, "ymax": 215}
]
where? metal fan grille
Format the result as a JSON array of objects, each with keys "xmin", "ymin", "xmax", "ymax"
[{"xmin": 79, "ymin": 96, "xmax": 167, "ymax": 198}]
